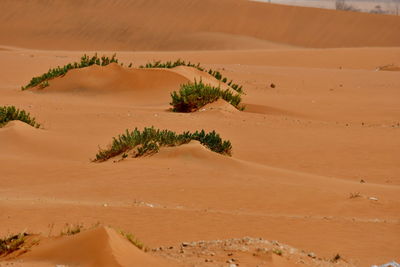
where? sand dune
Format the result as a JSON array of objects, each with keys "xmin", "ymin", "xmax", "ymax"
[
  {"xmin": 1, "ymin": 0, "xmax": 399, "ymax": 265},
  {"xmin": 30, "ymin": 64, "xmax": 188, "ymax": 101},
  {"xmin": 21, "ymin": 227, "xmax": 172, "ymax": 267},
  {"xmin": 0, "ymin": 120, "xmax": 91, "ymax": 161},
  {"xmin": 27, "ymin": 64, "xmax": 231, "ymax": 106},
  {"xmin": 196, "ymin": 99, "xmax": 240, "ymax": 114},
  {"xmin": 1, "ymin": 0, "xmax": 399, "ymax": 50},
  {"xmin": 154, "ymin": 140, "xmax": 229, "ymax": 161},
  {"xmin": 0, "ymin": 121, "xmax": 43, "ymax": 156}
]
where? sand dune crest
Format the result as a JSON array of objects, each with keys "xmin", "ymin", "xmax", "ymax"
[
  {"xmin": 22, "ymin": 227, "xmax": 172, "ymax": 267},
  {"xmin": 154, "ymin": 140, "xmax": 229, "ymax": 161}
]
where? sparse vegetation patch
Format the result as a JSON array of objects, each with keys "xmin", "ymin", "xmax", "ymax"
[
  {"xmin": 95, "ymin": 127, "xmax": 232, "ymax": 161},
  {"xmin": 140, "ymin": 59, "xmax": 204, "ymax": 70},
  {"xmin": 21, "ymin": 54, "xmax": 122, "ymax": 90},
  {"xmin": 0, "ymin": 233, "xmax": 27, "ymax": 256},
  {"xmin": 0, "ymin": 106, "xmax": 40, "ymax": 128},
  {"xmin": 170, "ymin": 80, "xmax": 243, "ymax": 112},
  {"xmin": 118, "ymin": 230, "xmax": 148, "ymax": 251},
  {"xmin": 140, "ymin": 59, "xmax": 244, "ymax": 93},
  {"xmin": 60, "ymin": 223, "xmax": 84, "ymax": 236}
]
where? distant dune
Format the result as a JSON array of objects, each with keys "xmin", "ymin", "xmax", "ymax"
[{"xmin": 1, "ymin": 0, "xmax": 399, "ymax": 50}]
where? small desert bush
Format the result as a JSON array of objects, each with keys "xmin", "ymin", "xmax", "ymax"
[
  {"xmin": 0, "ymin": 106, "xmax": 40, "ymax": 128},
  {"xmin": 0, "ymin": 233, "xmax": 27, "ymax": 256},
  {"xmin": 140, "ymin": 59, "xmax": 244, "ymax": 93},
  {"xmin": 118, "ymin": 230, "xmax": 148, "ymax": 251},
  {"xmin": 170, "ymin": 80, "xmax": 243, "ymax": 112},
  {"xmin": 95, "ymin": 127, "xmax": 232, "ymax": 161},
  {"xmin": 21, "ymin": 54, "xmax": 122, "ymax": 90},
  {"xmin": 60, "ymin": 223, "xmax": 84, "ymax": 236}
]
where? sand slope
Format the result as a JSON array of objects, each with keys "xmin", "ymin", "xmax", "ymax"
[
  {"xmin": 1, "ymin": 0, "xmax": 399, "ymax": 50},
  {"xmin": 20, "ymin": 227, "xmax": 173, "ymax": 267},
  {"xmin": 26, "ymin": 63, "xmax": 231, "ymax": 105}
]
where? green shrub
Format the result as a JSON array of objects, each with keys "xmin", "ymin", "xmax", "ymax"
[
  {"xmin": 21, "ymin": 54, "xmax": 124, "ymax": 90},
  {"xmin": 170, "ymin": 80, "xmax": 243, "ymax": 112},
  {"xmin": 0, "ymin": 106, "xmax": 40, "ymax": 128},
  {"xmin": 140, "ymin": 59, "xmax": 244, "ymax": 93},
  {"xmin": 0, "ymin": 233, "xmax": 27, "ymax": 256},
  {"xmin": 95, "ymin": 127, "xmax": 232, "ymax": 161}
]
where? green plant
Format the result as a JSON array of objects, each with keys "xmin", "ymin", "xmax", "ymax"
[
  {"xmin": 139, "ymin": 59, "xmax": 204, "ymax": 71},
  {"xmin": 21, "ymin": 54, "xmax": 124, "ymax": 90},
  {"xmin": 95, "ymin": 127, "xmax": 232, "ymax": 161},
  {"xmin": 170, "ymin": 80, "xmax": 243, "ymax": 112},
  {"xmin": 0, "ymin": 233, "xmax": 27, "ymax": 256},
  {"xmin": 0, "ymin": 106, "xmax": 41, "ymax": 128},
  {"xmin": 139, "ymin": 59, "xmax": 244, "ymax": 93},
  {"xmin": 39, "ymin": 80, "xmax": 49, "ymax": 89},
  {"xmin": 118, "ymin": 230, "xmax": 148, "ymax": 251}
]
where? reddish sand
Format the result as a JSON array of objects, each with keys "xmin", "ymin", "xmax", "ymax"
[{"xmin": 0, "ymin": 0, "xmax": 399, "ymax": 266}]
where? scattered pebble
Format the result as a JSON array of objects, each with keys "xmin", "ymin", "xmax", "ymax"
[{"xmin": 152, "ymin": 237, "xmax": 353, "ymax": 266}]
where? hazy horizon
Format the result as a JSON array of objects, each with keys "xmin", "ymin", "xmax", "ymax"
[{"xmin": 253, "ymin": 0, "xmax": 400, "ymax": 14}]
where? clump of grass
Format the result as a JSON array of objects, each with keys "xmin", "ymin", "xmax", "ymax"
[
  {"xmin": 60, "ymin": 223, "xmax": 84, "ymax": 236},
  {"xmin": 0, "ymin": 233, "xmax": 27, "ymax": 256},
  {"xmin": 0, "ymin": 106, "xmax": 41, "ymax": 128},
  {"xmin": 118, "ymin": 230, "xmax": 148, "ymax": 251},
  {"xmin": 170, "ymin": 80, "xmax": 243, "ymax": 112},
  {"xmin": 140, "ymin": 59, "xmax": 244, "ymax": 93},
  {"xmin": 21, "ymin": 54, "xmax": 122, "ymax": 90},
  {"xmin": 140, "ymin": 59, "xmax": 204, "ymax": 71},
  {"xmin": 95, "ymin": 127, "xmax": 232, "ymax": 162}
]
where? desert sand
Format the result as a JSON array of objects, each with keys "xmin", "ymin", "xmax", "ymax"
[{"xmin": 0, "ymin": 0, "xmax": 399, "ymax": 266}]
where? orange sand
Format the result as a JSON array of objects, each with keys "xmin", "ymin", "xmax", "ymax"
[{"xmin": 0, "ymin": 0, "xmax": 399, "ymax": 266}]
